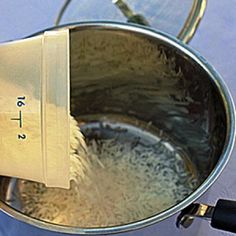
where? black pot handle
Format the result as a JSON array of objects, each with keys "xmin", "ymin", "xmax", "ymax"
[
  {"xmin": 177, "ymin": 199, "xmax": 236, "ymax": 234},
  {"xmin": 211, "ymin": 199, "xmax": 236, "ymax": 233}
]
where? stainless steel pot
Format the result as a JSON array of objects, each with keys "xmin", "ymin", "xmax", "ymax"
[{"xmin": 0, "ymin": 22, "xmax": 235, "ymax": 235}]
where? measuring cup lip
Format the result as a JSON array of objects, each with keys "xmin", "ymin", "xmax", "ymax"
[{"xmin": 1, "ymin": 22, "xmax": 235, "ymax": 235}]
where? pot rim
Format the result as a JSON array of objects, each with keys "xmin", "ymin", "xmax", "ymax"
[{"xmin": 1, "ymin": 21, "xmax": 235, "ymax": 235}]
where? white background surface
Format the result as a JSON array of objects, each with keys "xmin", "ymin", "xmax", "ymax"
[{"xmin": 0, "ymin": 0, "xmax": 235, "ymax": 235}]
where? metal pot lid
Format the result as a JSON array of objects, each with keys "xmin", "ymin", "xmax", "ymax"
[{"xmin": 55, "ymin": 0, "xmax": 207, "ymax": 43}]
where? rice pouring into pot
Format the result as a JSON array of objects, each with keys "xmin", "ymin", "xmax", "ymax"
[
  {"xmin": 18, "ymin": 120, "xmax": 198, "ymax": 227},
  {"xmin": 10, "ymin": 47, "xmax": 199, "ymax": 227}
]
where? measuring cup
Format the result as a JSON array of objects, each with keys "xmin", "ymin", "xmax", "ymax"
[{"xmin": 0, "ymin": 29, "xmax": 71, "ymax": 188}]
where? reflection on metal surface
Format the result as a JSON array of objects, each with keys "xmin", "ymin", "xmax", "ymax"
[
  {"xmin": 0, "ymin": 23, "xmax": 234, "ymax": 235},
  {"xmin": 55, "ymin": 0, "xmax": 207, "ymax": 43}
]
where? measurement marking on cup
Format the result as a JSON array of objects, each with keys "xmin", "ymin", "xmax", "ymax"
[
  {"xmin": 10, "ymin": 96, "xmax": 27, "ymax": 140},
  {"xmin": 11, "ymin": 111, "xmax": 23, "ymax": 128}
]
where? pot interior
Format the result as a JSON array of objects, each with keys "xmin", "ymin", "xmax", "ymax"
[{"xmin": 0, "ymin": 24, "xmax": 228, "ymax": 231}]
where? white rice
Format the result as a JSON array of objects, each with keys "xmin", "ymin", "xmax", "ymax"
[{"xmin": 19, "ymin": 129, "xmax": 198, "ymax": 227}]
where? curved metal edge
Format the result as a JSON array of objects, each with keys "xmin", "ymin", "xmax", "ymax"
[
  {"xmin": 55, "ymin": 0, "xmax": 71, "ymax": 26},
  {"xmin": 0, "ymin": 22, "xmax": 235, "ymax": 235},
  {"xmin": 177, "ymin": 0, "xmax": 207, "ymax": 43},
  {"xmin": 55, "ymin": 0, "xmax": 207, "ymax": 44}
]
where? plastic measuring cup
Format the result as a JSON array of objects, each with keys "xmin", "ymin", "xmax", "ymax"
[{"xmin": 0, "ymin": 29, "xmax": 70, "ymax": 188}]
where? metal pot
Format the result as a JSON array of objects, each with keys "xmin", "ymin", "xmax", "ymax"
[{"xmin": 0, "ymin": 22, "xmax": 235, "ymax": 235}]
